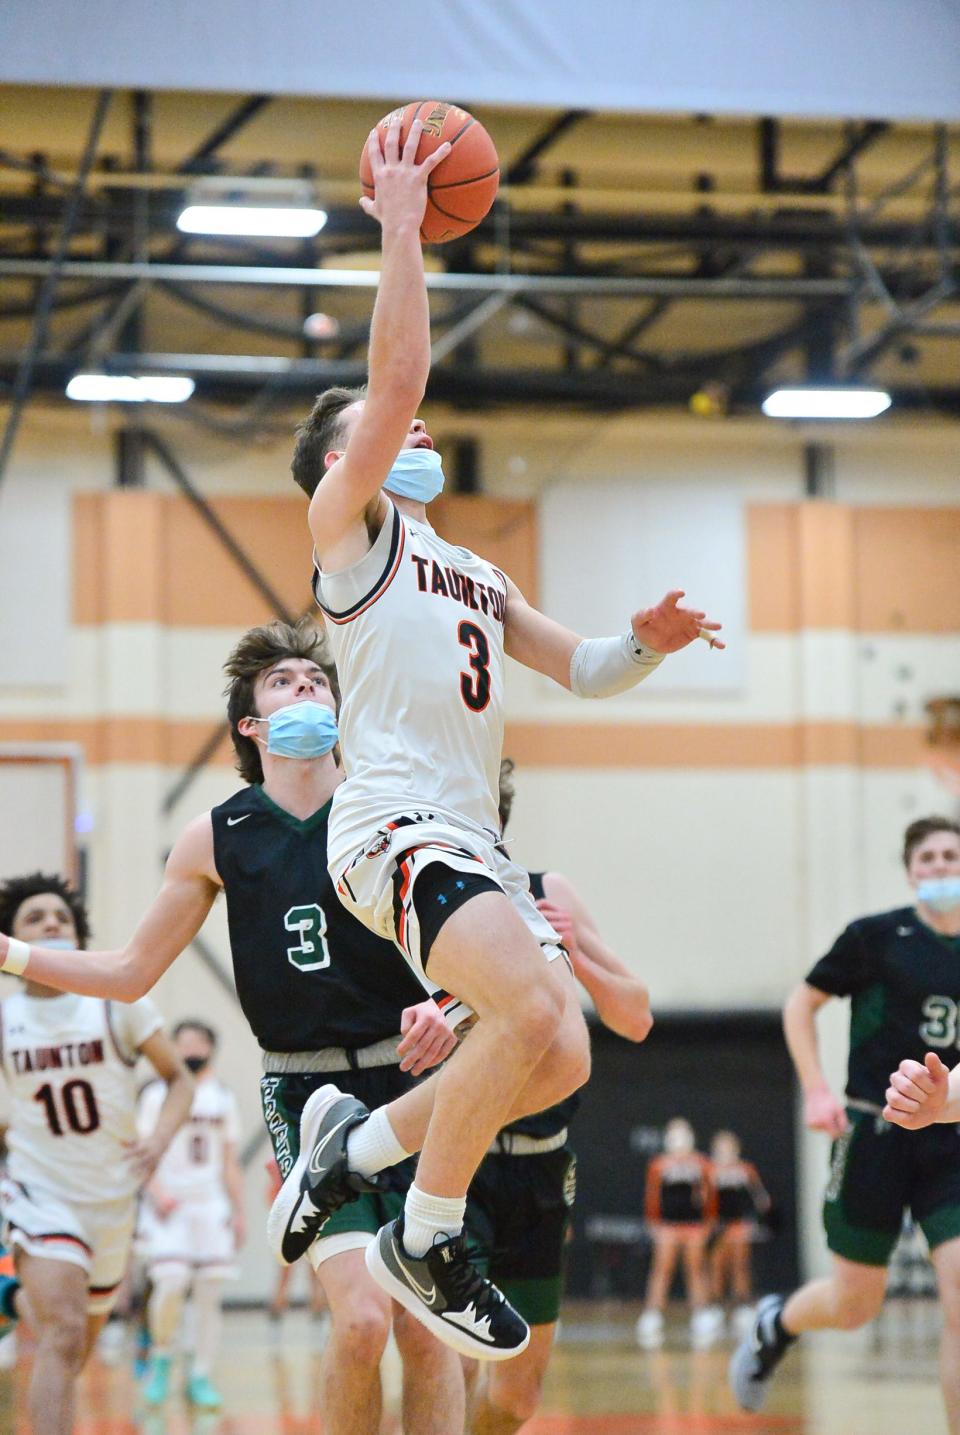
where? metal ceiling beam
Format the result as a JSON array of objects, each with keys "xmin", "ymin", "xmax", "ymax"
[
  {"xmin": 179, "ymin": 95, "xmax": 272, "ymax": 174},
  {"xmin": 0, "ymin": 258, "xmax": 851, "ymax": 299},
  {"xmin": 0, "ymin": 90, "xmax": 113, "ymax": 491},
  {"xmin": 4, "ymin": 191, "xmax": 957, "ymax": 251},
  {"xmin": 760, "ymin": 118, "xmax": 890, "ymax": 195},
  {"xmin": 7, "ymin": 351, "xmax": 960, "ymax": 414},
  {"xmin": 504, "ymin": 110, "xmax": 590, "ymax": 185},
  {"xmin": 145, "ymin": 430, "xmax": 296, "ymax": 619}
]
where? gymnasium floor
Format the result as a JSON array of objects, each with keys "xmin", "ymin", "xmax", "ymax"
[{"xmin": 1, "ymin": 1299, "xmax": 943, "ymax": 1434}]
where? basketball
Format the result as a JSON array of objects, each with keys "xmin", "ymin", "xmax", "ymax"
[{"xmin": 359, "ymin": 101, "xmax": 500, "ymax": 244}]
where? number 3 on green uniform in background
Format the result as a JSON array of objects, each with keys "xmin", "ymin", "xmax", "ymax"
[
  {"xmin": 920, "ymin": 994, "xmax": 959, "ymax": 1048},
  {"xmin": 284, "ymin": 904, "xmax": 331, "ymax": 972}
]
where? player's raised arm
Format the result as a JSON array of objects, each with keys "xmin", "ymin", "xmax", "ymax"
[
  {"xmin": 884, "ymin": 1052, "xmax": 958, "ymax": 1128},
  {"xmin": 306, "ymin": 118, "xmax": 451, "ymax": 562},
  {"xmin": 0, "ymin": 813, "xmax": 219, "ymax": 1000},
  {"xmin": 502, "ymin": 577, "xmax": 724, "ymax": 693}
]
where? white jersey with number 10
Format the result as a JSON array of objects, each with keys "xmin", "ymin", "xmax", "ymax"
[
  {"xmin": 315, "ymin": 500, "xmax": 508, "ymax": 873},
  {"xmin": 0, "ymin": 990, "xmax": 162, "ymax": 1203}
]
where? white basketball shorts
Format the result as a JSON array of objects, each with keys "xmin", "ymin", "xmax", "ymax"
[
  {"xmin": 142, "ymin": 1193, "xmax": 237, "ymax": 1280},
  {"xmin": 331, "ymin": 811, "xmax": 566, "ymax": 999},
  {"xmin": 1, "ymin": 1176, "xmax": 136, "ymax": 1314}
]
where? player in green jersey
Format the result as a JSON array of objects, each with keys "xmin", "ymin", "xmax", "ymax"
[
  {"xmin": 463, "ymin": 760, "xmax": 653, "ymax": 1434},
  {"xmin": 730, "ymin": 815, "xmax": 960, "ymax": 1435},
  {"xmin": 0, "ymin": 619, "xmax": 464, "ymax": 1435}
]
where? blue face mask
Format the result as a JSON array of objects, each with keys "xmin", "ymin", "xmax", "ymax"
[
  {"xmin": 916, "ymin": 876, "xmax": 960, "ymax": 913},
  {"xmin": 383, "ymin": 447, "xmax": 445, "ymax": 503},
  {"xmin": 40, "ymin": 938, "xmax": 77, "ymax": 950},
  {"xmin": 251, "ymin": 701, "xmax": 339, "ymax": 760}
]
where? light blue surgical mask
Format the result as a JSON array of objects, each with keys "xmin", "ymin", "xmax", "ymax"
[
  {"xmin": 383, "ymin": 447, "xmax": 445, "ymax": 503},
  {"xmin": 916, "ymin": 877, "xmax": 960, "ymax": 913},
  {"xmin": 250, "ymin": 701, "xmax": 339, "ymax": 759},
  {"xmin": 40, "ymin": 938, "xmax": 77, "ymax": 950}
]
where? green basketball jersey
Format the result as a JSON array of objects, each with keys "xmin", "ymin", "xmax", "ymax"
[
  {"xmin": 212, "ymin": 785, "xmax": 429, "ymax": 1052},
  {"xmin": 806, "ymin": 905, "xmax": 960, "ymax": 1106}
]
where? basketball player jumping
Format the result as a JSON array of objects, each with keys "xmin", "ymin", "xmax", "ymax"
[
  {"xmin": 0, "ymin": 621, "xmax": 466, "ymax": 1435},
  {"xmin": 0, "ymin": 872, "xmax": 193, "ymax": 1435},
  {"xmin": 270, "ymin": 113, "xmax": 723, "ymax": 1361},
  {"xmin": 730, "ymin": 817, "xmax": 960, "ymax": 1435}
]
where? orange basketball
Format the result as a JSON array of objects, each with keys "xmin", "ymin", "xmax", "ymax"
[{"xmin": 359, "ymin": 101, "xmax": 500, "ymax": 244}]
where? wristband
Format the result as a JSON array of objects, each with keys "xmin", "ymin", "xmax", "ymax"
[{"xmin": 2, "ymin": 938, "xmax": 30, "ymax": 976}]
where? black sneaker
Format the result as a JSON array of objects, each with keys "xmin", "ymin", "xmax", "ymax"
[
  {"xmin": 728, "ymin": 1294, "xmax": 794, "ymax": 1411},
  {"xmin": 266, "ymin": 1084, "xmax": 377, "ymax": 1265},
  {"xmin": 365, "ymin": 1215, "xmax": 530, "ymax": 1361}
]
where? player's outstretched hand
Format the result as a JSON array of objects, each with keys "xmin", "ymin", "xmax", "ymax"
[
  {"xmin": 631, "ymin": 591, "xmax": 725, "ymax": 655},
  {"xmin": 397, "ymin": 999, "xmax": 458, "ymax": 1076},
  {"xmin": 884, "ymin": 1052, "xmax": 951, "ymax": 1130},
  {"xmin": 535, "ymin": 898, "xmax": 580, "ymax": 960},
  {"xmin": 803, "ymin": 1084, "xmax": 848, "ymax": 1138},
  {"xmin": 359, "ymin": 116, "xmax": 452, "ymax": 231},
  {"xmin": 126, "ymin": 1136, "xmax": 167, "ymax": 1186}
]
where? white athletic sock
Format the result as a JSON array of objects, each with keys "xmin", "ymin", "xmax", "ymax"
[
  {"xmin": 401, "ymin": 1183, "xmax": 466, "ymax": 1258},
  {"xmin": 190, "ymin": 1274, "xmax": 225, "ymax": 1380},
  {"xmin": 346, "ymin": 1106, "xmax": 411, "ymax": 1179}
]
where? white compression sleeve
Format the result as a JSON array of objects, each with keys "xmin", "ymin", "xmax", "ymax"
[{"xmin": 569, "ymin": 632, "xmax": 665, "ymax": 698}]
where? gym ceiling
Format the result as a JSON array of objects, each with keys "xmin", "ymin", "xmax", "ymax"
[{"xmin": 1, "ymin": 85, "xmax": 958, "ymax": 424}]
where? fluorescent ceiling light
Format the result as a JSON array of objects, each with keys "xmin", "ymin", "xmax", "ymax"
[
  {"xmin": 176, "ymin": 205, "xmax": 327, "ymax": 237},
  {"xmin": 66, "ymin": 374, "xmax": 195, "ymax": 403},
  {"xmin": 761, "ymin": 387, "xmax": 892, "ymax": 419}
]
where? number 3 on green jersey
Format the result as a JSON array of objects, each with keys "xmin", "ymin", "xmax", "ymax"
[{"xmin": 284, "ymin": 904, "xmax": 331, "ymax": 972}]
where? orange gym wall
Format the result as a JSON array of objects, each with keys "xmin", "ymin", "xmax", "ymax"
[{"xmin": 1, "ymin": 491, "xmax": 952, "ymax": 771}]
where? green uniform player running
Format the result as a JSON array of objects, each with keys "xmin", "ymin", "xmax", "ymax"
[{"xmin": 730, "ymin": 815, "xmax": 960, "ymax": 1435}]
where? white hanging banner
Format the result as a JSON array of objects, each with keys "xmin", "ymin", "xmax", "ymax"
[{"xmin": 2, "ymin": 0, "xmax": 958, "ymax": 121}]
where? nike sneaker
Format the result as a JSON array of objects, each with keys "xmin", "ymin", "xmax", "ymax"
[
  {"xmin": 365, "ymin": 1215, "xmax": 530, "ymax": 1361},
  {"xmin": 728, "ymin": 1293, "xmax": 794, "ymax": 1411},
  {"xmin": 266, "ymin": 1084, "xmax": 378, "ymax": 1265}
]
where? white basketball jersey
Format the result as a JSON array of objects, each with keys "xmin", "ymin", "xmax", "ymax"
[
  {"xmin": 315, "ymin": 501, "xmax": 508, "ymax": 869},
  {"xmin": 139, "ymin": 1075, "xmax": 239, "ymax": 1204},
  {"xmin": 0, "ymin": 990, "xmax": 162, "ymax": 1203}
]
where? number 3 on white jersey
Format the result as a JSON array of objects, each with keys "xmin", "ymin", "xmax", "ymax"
[{"xmin": 284, "ymin": 904, "xmax": 331, "ymax": 972}]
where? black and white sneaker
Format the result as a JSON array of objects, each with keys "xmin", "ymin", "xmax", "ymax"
[
  {"xmin": 365, "ymin": 1215, "xmax": 530, "ymax": 1362},
  {"xmin": 728, "ymin": 1294, "xmax": 794, "ymax": 1412},
  {"xmin": 266, "ymin": 1084, "xmax": 376, "ymax": 1265}
]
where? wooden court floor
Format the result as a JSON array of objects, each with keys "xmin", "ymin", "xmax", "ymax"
[{"xmin": 0, "ymin": 1298, "xmax": 945, "ymax": 1434}]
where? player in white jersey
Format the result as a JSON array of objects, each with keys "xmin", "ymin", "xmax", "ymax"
[
  {"xmin": 0, "ymin": 873, "xmax": 193, "ymax": 1435},
  {"xmin": 139, "ymin": 1019, "xmax": 244, "ymax": 1410},
  {"xmin": 270, "ymin": 115, "xmax": 724, "ymax": 1362}
]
